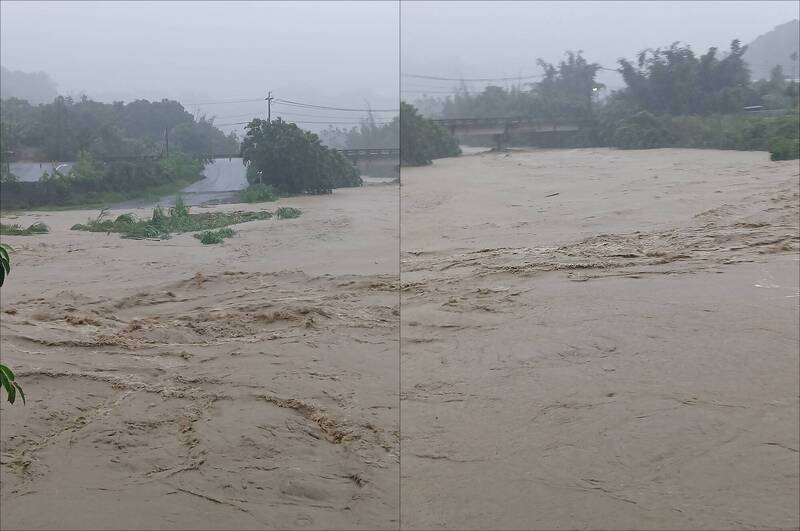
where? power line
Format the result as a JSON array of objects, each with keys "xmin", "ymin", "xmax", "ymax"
[
  {"xmin": 402, "ymin": 72, "xmax": 545, "ymax": 82},
  {"xmin": 274, "ymin": 98, "xmax": 398, "ymax": 112},
  {"xmin": 183, "ymin": 97, "xmax": 265, "ymax": 106},
  {"xmin": 215, "ymin": 118, "xmax": 393, "ymax": 127},
  {"xmin": 215, "ymin": 109, "xmax": 395, "ymax": 121}
]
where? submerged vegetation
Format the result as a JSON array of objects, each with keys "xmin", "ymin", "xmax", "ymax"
[
  {"xmin": 70, "ymin": 196, "xmax": 292, "ymax": 240},
  {"xmin": 0, "ymin": 221, "xmax": 49, "ymax": 235},
  {"xmin": 194, "ymin": 227, "xmax": 235, "ymax": 244},
  {"xmin": 275, "ymin": 206, "xmax": 302, "ymax": 219}
]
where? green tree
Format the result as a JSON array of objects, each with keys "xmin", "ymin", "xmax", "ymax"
[
  {"xmin": 618, "ymin": 40, "xmax": 757, "ymax": 115},
  {"xmin": 240, "ymin": 118, "xmax": 361, "ymax": 194},
  {"xmin": 400, "ymin": 102, "xmax": 461, "ymax": 166}
]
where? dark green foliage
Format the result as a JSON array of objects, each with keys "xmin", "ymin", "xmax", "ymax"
[
  {"xmin": 400, "ymin": 102, "xmax": 461, "ymax": 166},
  {"xmin": 0, "ymin": 222, "xmax": 50, "ymax": 235},
  {"xmin": 0, "ymin": 151, "xmax": 205, "ymax": 210},
  {"xmin": 438, "ymin": 52, "xmax": 601, "ymax": 121},
  {"xmin": 194, "ymin": 227, "xmax": 235, "ymax": 244},
  {"xmin": 0, "ymin": 95, "xmax": 237, "ymax": 162},
  {"xmin": 0, "ymin": 242, "xmax": 24, "ymax": 405},
  {"xmin": 71, "ymin": 199, "xmax": 281, "ymax": 240},
  {"xmin": 769, "ymin": 137, "xmax": 800, "ymax": 160},
  {"xmin": 612, "ymin": 111, "xmax": 676, "ymax": 149},
  {"xmin": 275, "ymin": 207, "xmax": 302, "ymax": 219},
  {"xmin": 0, "ymin": 243, "xmax": 10, "ymax": 287},
  {"xmin": 597, "ymin": 111, "xmax": 799, "ymax": 158},
  {"xmin": 617, "ymin": 40, "xmax": 758, "ymax": 116},
  {"xmin": 240, "ymin": 183, "xmax": 278, "ymax": 203},
  {"xmin": 0, "ymin": 363, "xmax": 25, "ymax": 405},
  {"xmin": 241, "ymin": 118, "xmax": 362, "ymax": 195}
]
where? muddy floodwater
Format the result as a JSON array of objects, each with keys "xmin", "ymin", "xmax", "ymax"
[
  {"xmin": 0, "ymin": 185, "xmax": 399, "ymax": 530},
  {"xmin": 1, "ymin": 147, "xmax": 798, "ymax": 530},
  {"xmin": 400, "ymin": 148, "xmax": 799, "ymax": 530}
]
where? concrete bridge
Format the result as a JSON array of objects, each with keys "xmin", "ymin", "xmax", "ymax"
[
  {"xmin": 432, "ymin": 117, "xmax": 589, "ymax": 136},
  {"xmin": 101, "ymin": 148, "xmax": 400, "ymax": 164}
]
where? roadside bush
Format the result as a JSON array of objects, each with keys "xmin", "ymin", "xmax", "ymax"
[{"xmin": 240, "ymin": 183, "xmax": 278, "ymax": 203}]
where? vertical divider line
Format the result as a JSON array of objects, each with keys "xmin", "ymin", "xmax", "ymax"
[{"xmin": 397, "ymin": 0, "xmax": 403, "ymax": 528}]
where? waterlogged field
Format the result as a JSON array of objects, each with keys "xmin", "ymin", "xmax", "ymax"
[{"xmin": 0, "ymin": 185, "xmax": 400, "ymax": 530}]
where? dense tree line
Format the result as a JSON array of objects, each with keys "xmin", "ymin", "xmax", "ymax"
[
  {"xmin": 0, "ymin": 95, "xmax": 238, "ymax": 163},
  {"xmin": 439, "ymin": 52, "xmax": 601, "ymax": 121},
  {"xmin": 241, "ymin": 118, "xmax": 362, "ymax": 195},
  {"xmin": 412, "ymin": 39, "xmax": 798, "ymax": 159}
]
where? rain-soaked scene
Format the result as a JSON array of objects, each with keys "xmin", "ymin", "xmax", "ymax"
[
  {"xmin": 1, "ymin": 1, "xmax": 799, "ymax": 530},
  {"xmin": 400, "ymin": 1, "xmax": 799, "ymax": 530},
  {"xmin": 1, "ymin": 2, "xmax": 399, "ymax": 529}
]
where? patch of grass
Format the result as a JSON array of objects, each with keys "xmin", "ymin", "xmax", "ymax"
[
  {"xmin": 70, "ymin": 195, "xmax": 287, "ymax": 240},
  {"xmin": 194, "ymin": 227, "xmax": 235, "ymax": 244},
  {"xmin": 0, "ymin": 222, "xmax": 50, "ymax": 236},
  {"xmin": 240, "ymin": 183, "xmax": 278, "ymax": 203},
  {"xmin": 275, "ymin": 207, "xmax": 302, "ymax": 219}
]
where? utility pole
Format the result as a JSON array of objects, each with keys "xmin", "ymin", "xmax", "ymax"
[
  {"xmin": 164, "ymin": 127, "xmax": 169, "ymax": 158},
  {"xmin": 265, "ymin": 91, "xmax": 274, "ymax": 122}
]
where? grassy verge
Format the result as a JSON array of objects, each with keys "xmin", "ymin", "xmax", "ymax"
[
  {"xmin": 0, "ymin": 222, "xmax": 50, "ymax": 236},
  {"xmin": 71, "ymin": 196, "xmax": 299, "ymax": 240}
]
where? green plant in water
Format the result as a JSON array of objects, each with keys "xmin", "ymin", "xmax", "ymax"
[
  {"xmin": 275, "ymin": 207, "xmax": 301, "ymax": 219},
  {"xmin": 0, "ymin": 243, "xmax": 24, "ymax": 405},
  {"xmin": 72, "ymin": 203, "xmax": 275, "ymax": 240},
  {"xmin": 194, "ymin": 227, "xmax": 235, "ymax": 244},
  {"xmin": 0, "ymin": 222, "xmax": 50, "ymax": 236}
]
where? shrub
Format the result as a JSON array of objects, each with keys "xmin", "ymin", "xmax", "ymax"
[
  {"xmin": 240, "ymin": 183, "xmax": 278, "ymax": 203},
  {"xmin": 275, "ymin": 207, "xmax": 301, "ymax": 219},
  {"xmin": 0, "ymin": 222, "xmax": 50, "ymax": 235},
  {"xmin": 194, "ymin": 227, "xmax": 235, "ymax": 244},
  {"xmin": 770, "ymin": 138, "xmax": 800, "ymax": 161}
]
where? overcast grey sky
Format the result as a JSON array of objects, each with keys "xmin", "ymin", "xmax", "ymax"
[
  {"xmin": 1, "ymin": 1, "xmax": 399, "ymax": 133},
  {"xmin": 3, "ymin": 1, "xmax": 798, "ymax": 127},
  {"xmin": 401, "ymin": 1, "xmax": 800, "ymax": 93}
]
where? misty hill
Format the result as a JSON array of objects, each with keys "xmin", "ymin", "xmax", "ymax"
[
  {"xmin": 0, "ymin": 66, "xmax": 58, "ymax": 104},
  {"xmin": 744, "ymin": 19, "xmax": 799, "ymax": 80}
]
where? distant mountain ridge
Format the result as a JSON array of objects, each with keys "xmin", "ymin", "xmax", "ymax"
[
  {"xmin": 744, "ymin": 19, "xmax": 799, "ymax": 80},
  {"xmin": 0, "ymin": 66, "xmax": 58, "ymax": 104}
]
